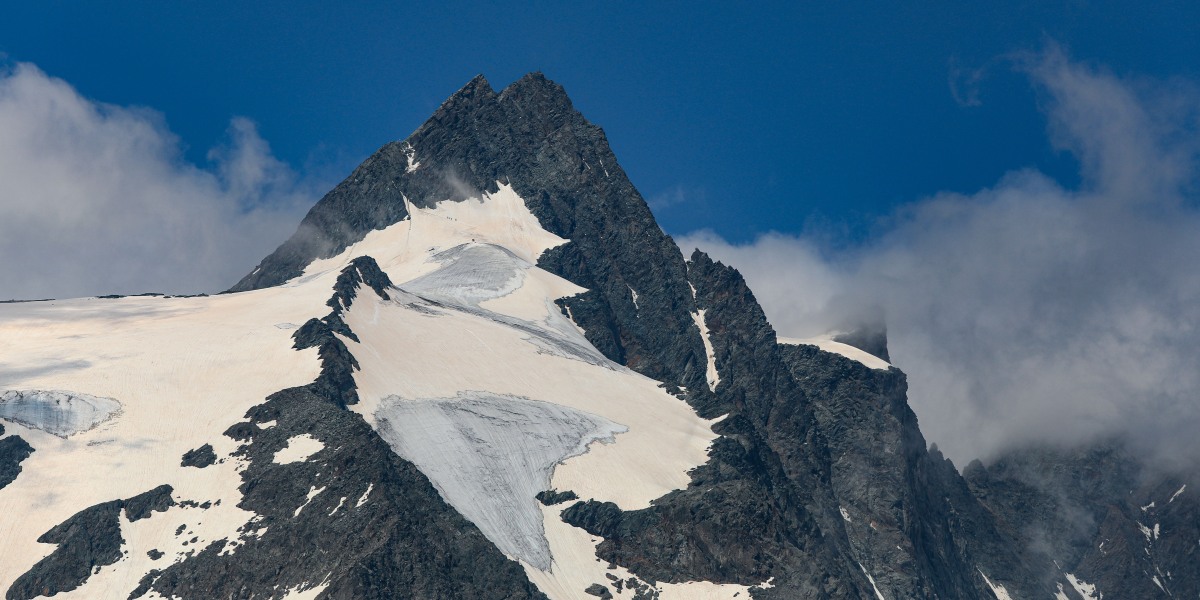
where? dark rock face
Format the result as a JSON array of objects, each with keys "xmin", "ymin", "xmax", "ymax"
[
  {"xmin": 124, "ymin": 485, "xmax": 176, "ymax": 522},
  {"xmin": 0, "ymin": 433, "xmax": 33, "ymax": 489},
  {"xmin": 584, "ymin": 582, "xmax": 613, "ymax": 598},
  {"xmin": 965, "ymin": 443, "xmax": 1200, "ymax": 598},
  {"xmin": 535, "ymin": 489, "xmax": 578, "ymax": 506},
  {"xmin": 180, "ymin": 444, "xmax": 216, "ymax": 468},
  {"xmin": 290, "ymin": 256, "xmax": 394, "ymax": 408},
  {"xmin": 140, "ymin": 259, "xmax": 547, "ymax": 600},
  {"xmin": 216, "ymin": 72, "xmax": 1192, "ymax": 599},
  {"xmin": 7, "ymin": 485, "xmax": 174, "ymax": 600}
]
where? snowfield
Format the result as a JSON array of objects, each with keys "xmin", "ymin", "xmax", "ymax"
[
  {"xmin": 0, "ymin": 286, "xmax": 327, "ymax": 596},
  {"xmin": 778, "ymin": 334, "xmax": 892, "ymax": 370},
  {"xmin": 0, "ymin": 182, "xmax": 754, "ymax": 599}
]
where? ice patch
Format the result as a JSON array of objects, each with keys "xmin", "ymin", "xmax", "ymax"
[
  {"xmin": 402, "ymin": 243, "xmax": 526, "ymax": 308},
  {"xmin": 396, "ymin": 244, "xmax": 611, "ymax": 367},
  {"xmin": 373, "ymin": 391, "xmax": 626, "ymax": 570},
  {"xmin": 1139, "ymin": 521, "xmax": 1154, "ymax": 542},
  {"xmin": 859, "ymin": 563, "xmax": 887, "ymax": 600},
  {"xmin": 355, "ymin": 483, "xmax": 373, "ymax": 508},
  {"xmin": 692, "ymin": 309, "xmax": 720, "ymax": 392},
  {"xmin": 293, "ymin": 485, "xmax": 326, "ymax": 517},
  {"xmin": 1152, "ymin": 575, "xmax": 1166, "ymax": 593},
  {"xmin": 978, "ymin": 569, "xmax": 1014, "ymax": 600},
  {"xmin": 840, "ymin": 506, "xmax": 852, "ymax": 523},
  {"xmin": 329, "ymin": 496, "xmax": 346, "ymax": 516},
  {"xmin": 1169, "ymin": 484, "xmax": 1186, "ymax": 503},
  {"xmin": 1066, "ymin": 573, "xmax": 1100, "ymax": 600},
  {"xmin": 0, "ymin": 389, "xmax": 120, "ymax": 437},
  {"xmin": 402, "ymin": 142, "xmax": 420, "ymax": 173},
  {"xmin": 629, "ymin": 286, "xmax": 639, "ymax": 311},
  {"xmin": 273, "ymin": 434, "xmax": 325, "ymax": 464}
]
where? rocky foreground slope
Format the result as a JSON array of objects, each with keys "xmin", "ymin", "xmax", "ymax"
[{"xmin": 1, "ymin": 73, "xmax": 1195, "ymax": 599}]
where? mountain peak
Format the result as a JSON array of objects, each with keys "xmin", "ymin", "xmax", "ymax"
[{"xmin": 429, "ymin": 73, "xmax": 497, "ymax": 122}]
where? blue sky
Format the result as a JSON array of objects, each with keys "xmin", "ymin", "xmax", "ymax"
[
  {"xmin": 5, "ymin": 1, "xmax": 1198, "ymax": 242},
  {"xmin": 3, "ymin": 3, "xmax": 1200, "ymax": 463}
]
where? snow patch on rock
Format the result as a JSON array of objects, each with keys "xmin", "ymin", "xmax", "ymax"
[
  {"xmin": 978, "ymin": 569, "xmax": 1014, "ymax": 600},
  {"xmin": 778, "ymin": 334, "xmax": 891, "ymax": 370},
  {"xmin": 692, "ymin": 309, "xmax": 720, "ymax": 392},
  {"xmin": 273, "ymin": 434, "xmax": 325, "ymax": 464},
  {"xmin": 1065, "ymin": 572, "xmax": 1101, "ymax": 600},
  {"xmin": 859, "ymin": 563, "xmax": 887, "ymax": 600}
]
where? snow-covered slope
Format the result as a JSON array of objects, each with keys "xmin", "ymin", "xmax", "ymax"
[
  {"xmin": 0, "ymin": 183, "xmax": 749, "ymax": 599},
  {"xmin": 0, "ymin": 284, "xmax": 327, "ymax": 597},
  {"xmin": 777, "ymin": 335, "xmax": 891, "ymax": 370}
]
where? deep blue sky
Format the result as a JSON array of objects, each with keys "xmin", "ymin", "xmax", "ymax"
[{"xmin": 3, "ymin": 1, "xmax": 1198, "ymax": 243}]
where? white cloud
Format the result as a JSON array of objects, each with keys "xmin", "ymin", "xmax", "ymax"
[
  {"xmin": 679, "ymin": 46, "xmax": 1200, "ymax": 468},
  {"xmin": 0, "ymin": 62, "xmax": 322, "ymax": 299}
]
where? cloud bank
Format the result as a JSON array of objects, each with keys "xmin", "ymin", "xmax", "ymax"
[
  {"xmin": 0, "ymin": 62, "xmax": 321, "ymax": 299},
  {"xmin": 679, "ymin": 48, "xmax": 1200, "ymax": 468}
]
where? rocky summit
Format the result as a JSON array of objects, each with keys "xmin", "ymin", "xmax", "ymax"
[{"xmin": 0, "ymin": 73, "xmax": 1194, "ymax": 599}]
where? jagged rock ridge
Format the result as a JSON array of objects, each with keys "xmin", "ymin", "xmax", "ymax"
[
  {"xmin": 0, "ymin": 72, "xmax": 1189, "ymax": 600},
  {"xmin": 228, "ymin": 73, "xmax": 1048, "ymax": 598}
]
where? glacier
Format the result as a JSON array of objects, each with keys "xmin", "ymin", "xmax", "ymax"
[
  {"xmin": 0, "ymin": 390, "xmax": 120, "ymax": 437},
  {"xmin": 375, "ymin": 391, "xmax": 625, "ymax": 570}
]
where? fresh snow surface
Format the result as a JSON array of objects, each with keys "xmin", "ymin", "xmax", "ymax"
[
  {"xmin": 777, "ymin": 334, "xmax": 891, "ymax": 370},
  {"xmin": 859, "ymin": 563, "xmax": 887, "ymax": 600},
  {"xmin": 0, "ymin": 284, "xmax": 327, "ymax": 596},
  {"xmin": 273, "ymin": 433, "xmax": 325, "ymax": 464},
  {"xmin": 375, "ymin": 391, "xmax": 625, "ymax": 569},
  {"xmin": 977, "ymin": 569, "xmax": 1015, "ymax": 600},
  {"xmin": 1065, "ymin": 573, "xmax": 1101, "ymax": 600},
  {"xmin": 692, "ymin": 309, "xmax": 720, "ymax": 391},
  {"xmin": 0, "ymin": 389, "xmax": 121, "ymax": 437}
]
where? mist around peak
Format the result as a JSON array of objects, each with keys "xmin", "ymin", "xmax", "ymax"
[{"xmin": 680, "ymin": 45, "xmax": 1200, "ymax": 469}]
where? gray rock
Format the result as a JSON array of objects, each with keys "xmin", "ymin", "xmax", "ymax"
[
  {"xmin": 180, "ymin": 444, "xmax": 216, "ymax": 468},
  {"xmin": 0, "ymin": 434, "xmax": 33, "ymax": 490},
  {"xmin": 535, "ymin": 490, "xmax": 578, "ymax": 506},
  {"xmin": 7, "ymin": 485, "xmax": 174, "ymax": 600}
]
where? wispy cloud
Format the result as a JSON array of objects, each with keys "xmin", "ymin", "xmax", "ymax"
[
  {"xmin": 648, "ymin": 184, "xmax": 703, "ymax": 211},
  {"xmin": 679, "ymin": 45, "xmax": 1200, "ymax": 468},
  {"xmin": 0, "ymin": 62, "xmax": 324, "ymax": 299}
]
